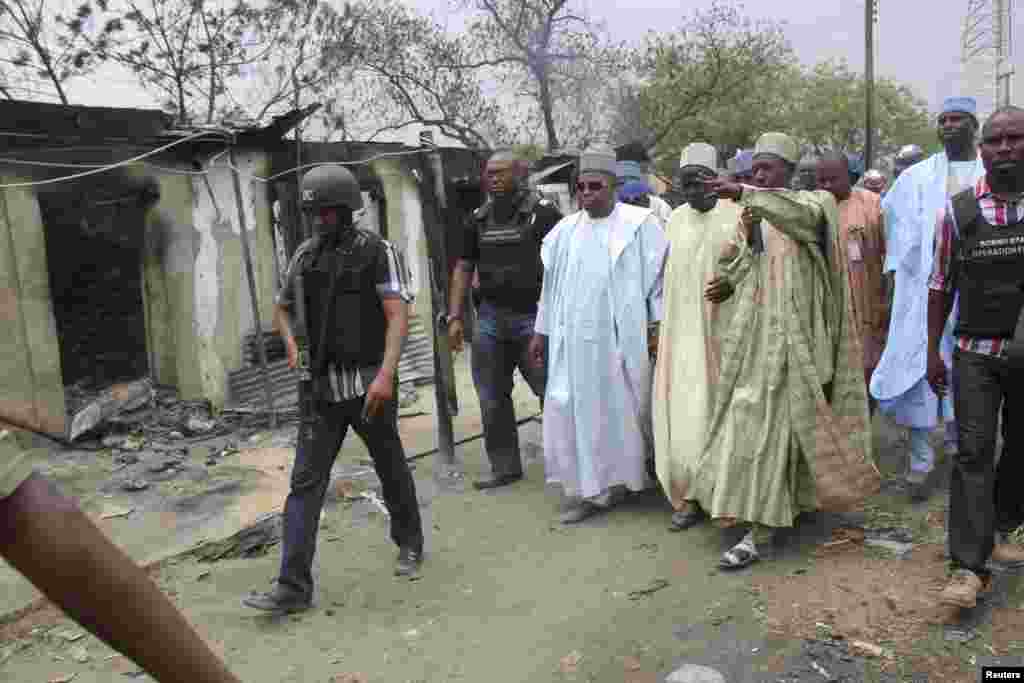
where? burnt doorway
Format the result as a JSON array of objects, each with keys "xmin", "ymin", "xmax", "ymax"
[{"xmin": 38, "ymin": 173, "xmax": 159, "ymax": 391}]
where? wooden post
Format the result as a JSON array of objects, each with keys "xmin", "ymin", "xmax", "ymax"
[
  {"xmin": 418, "ymin": 132, "xmax": 458, "ymax": 467},
  {"xmin": 229, "ymin": 145, "xmax": 277, "ymax": 429}
]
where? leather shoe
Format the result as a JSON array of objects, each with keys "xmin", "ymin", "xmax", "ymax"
[{"xmin": 473, "ymin": 473, "xmax": 523, "ymax": 490}]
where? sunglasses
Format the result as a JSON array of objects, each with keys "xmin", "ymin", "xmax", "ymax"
[{"xmin": 576, "ymin": 181, "xmax": 609, "ymax": 193}]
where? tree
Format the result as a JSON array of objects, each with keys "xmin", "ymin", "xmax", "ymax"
[
  {"xmin": 342, "ymin": 0, "xmax": 508, "ymax": 149},
  {"xmin": 630, "ymin": 0, "xmax": 797, "ymax": 173},
  {"xmin": 233, "ymin": 0, "xmax": 363, "ymax": 138},
  {"xmin": 68, "ymin": 0, "xmax": 261, "ymax": 123},
  {"xmin": 456, "ymin": 0, "xmax": 627, "ymax": 151},
  {"xmin": 788, "ymin": 59, "xmax": 934, "ymax": 161},
  {"xmin": 0, "ymin": 0, "xmax": 101, "ymax": 103}
]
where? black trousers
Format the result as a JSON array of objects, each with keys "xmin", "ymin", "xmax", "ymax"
[
  {"xmin": 277, "ymin": 389, "xmax": 423, "ymax": 599},
  {"xmin": 950, "ymin": 347, "xmax": 1024, "ymax": 574}
]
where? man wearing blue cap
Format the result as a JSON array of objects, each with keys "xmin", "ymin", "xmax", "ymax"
[
  {"xmin": 871, "ymin": 96, "xmax": 985, "ymax": 502},
  {"xmin": 616, "ymin": 142, "xmax": 673, "ymax": 226}
]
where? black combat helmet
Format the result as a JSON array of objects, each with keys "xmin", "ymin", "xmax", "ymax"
[{"xmin": 300, "ymin": 165, "xmax": 364, "ymax": 212}]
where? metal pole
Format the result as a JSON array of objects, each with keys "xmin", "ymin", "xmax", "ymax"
[
  {"xmin": 865, "ymin": 0, "xmax": 876, "ymax": 170},
  {"xmin": 229, "ymin": 145, "xmax": 277, "ymax": 429}
]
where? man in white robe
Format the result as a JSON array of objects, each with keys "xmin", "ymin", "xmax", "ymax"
[
  {"xmin": 529, "ymin": 144, "xmax": 669, "ymax": 524},
  {"xmin": 871, "ymin": 96, "xmax": 986, "ymax": 501},
  {"xmin": 652, "ymin": 143, "xmax": 744, "ymax": 531}
]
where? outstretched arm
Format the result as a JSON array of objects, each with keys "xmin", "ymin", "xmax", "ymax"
[{"xmin": 0, "ymin": 466, "xmax": 240, "ymax": 683}]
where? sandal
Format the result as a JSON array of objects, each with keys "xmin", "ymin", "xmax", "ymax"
[
  {"xmin": 669, "ymin": 507, "xmax": 706, "ymax": 531},
  {"xmin": 719, "ymin": 539, "xmax": 760, "ymax": 570}
]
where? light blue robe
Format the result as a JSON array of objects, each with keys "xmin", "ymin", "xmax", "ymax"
[
  {"xmin": 535, "ymin": 204, "xmax": 668, "ymax": 500},
  {"xmin": 870, "ymin": 153, "xmax": 985, "ymax": 428}
]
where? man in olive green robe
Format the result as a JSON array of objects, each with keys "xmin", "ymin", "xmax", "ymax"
[{"xmin": 696, "ymin": 133, "xmax": 876, "ymax": 570}]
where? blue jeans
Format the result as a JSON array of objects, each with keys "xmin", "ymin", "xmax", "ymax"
[{"xmin": 471, "ymin": 300, "xmax": 547, "ymax": 478}]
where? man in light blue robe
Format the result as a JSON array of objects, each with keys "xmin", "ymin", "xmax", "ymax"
[
  {"xmin": 871, "ymin": 96, "xmax": 986, "ymax": 500},
  {"xmin": 528, "ymin": 145, "xmax": 668, "ymax": 524}
]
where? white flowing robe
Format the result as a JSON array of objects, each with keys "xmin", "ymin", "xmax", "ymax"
[
  {"xmin": 652, "ymin": 200, "xmax": 743, "ymax": 510},
  {"xmin": 870, "ymin": 153, "xmax": 984, "ymax": 428},
  {"xmin": 535, "ymin": 204, "xmax": 668, "ymax": 500}
]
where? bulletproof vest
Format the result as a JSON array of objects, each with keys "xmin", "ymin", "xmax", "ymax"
[
  {"xmin": 302, "ymin": 230, "xmax": 387, "ymax": 371},
  {"xmin": 952, "ymin": 189, "xmax": 1024, "ymax": 338},
  {"xmin": 475, "ymin": 193, "xmax": 543, "ymax": 303}
]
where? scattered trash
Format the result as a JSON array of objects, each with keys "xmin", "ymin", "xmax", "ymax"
[
  {"xmin": 100, "ymin": 506, "xmax": 134, "ymax": 520},
  {"xmin": 628, "ymin": 579, "xmax": 670, "ymax": 600},
  {"xmin": 665, "ymin": 663, "xmax": 726, "ymax": 683},
  {"xmin": 559, "ymin": 651, "xmax": 583, "ymax": 674},
  {"xmin": 403, "ymin": 629, "xmax": 420, "ymax": 638},
  {"xmin": 169, "ymin": 432, "xmax": 184, "ymax": 440},
  {"xmin": 148, "ymin": 458, "xmax": 181, "ymax": 474},
  {"xmin": 101, "ymin": 434, "xmax": 129, "ymax": 449},
  {"xmin": 359, "ymin": 491, "xmax": 390, "ymax": 518},
  {"xmin": 48, "ymin": 674, "xmax": 77, "ymax": 683},
  {"xmin": 810, "ymin": 661, "xmax": 831, "ymax": 679},
  {"xmin": 944, "ymin": 627, "xmax": 977, "ymax": 643},
  {"xmin": 185, "ymin": 416, "xmax": 217, "ymax": 436},
  {"xmin": 622, "ymin": 655, "xmax": 642, "ymax": 671},
  {"xmin": 56, "ymin": 631, "xmax": 84, "ymax": 643},
  {"xmin": 120, "ymin": 479, "xmax": 149, "ymax": 492},
  {"xmin": 68, "ymin": 645, "xmax": 90, "ymax": 663},
  {"xmin": 196, "ymin": 571, "xmax": 211, "ymax": 582},
  {"xmin": 331, "ymin": 674, "xmax": 368, "ymax": 683},
  {"xmin": 849, "ymin": 640, "xmax": 892, "ymax": 659},
  {"xmin": 114, "ymin": 453, "xmax": 140, "ymax": 466},
  {"xmin": 69, "ymin": 378, "xmax": 155, "ymax": 442}
]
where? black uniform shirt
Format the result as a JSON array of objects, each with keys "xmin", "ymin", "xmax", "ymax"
[
  {"xmin": 276, "ymin": 230, "xmax": 412, "ymax": 401},
  {"xmin": 459, "ymin": 194, "xmax": 562, "ymax": 311}
]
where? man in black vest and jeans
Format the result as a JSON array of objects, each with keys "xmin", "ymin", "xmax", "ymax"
[
  {"xmin": 447, "ymin": 149, "xmax": 562, "ymax": 490},
  {"xmin": 928, "ymin": 106, "xmax": 1024, "ymax": 609},
  {"xmin": 244, "ymin": 165, "xmax": 424, "ymax": 613}
]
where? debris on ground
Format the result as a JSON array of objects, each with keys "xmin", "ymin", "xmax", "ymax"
[
  {"xmin": 120, "ymin": 479, "xmax": 149, "ymax": 492},
  {"xmin": 184, "ymin": 415, "xmax": 217, "ymax": 436},
  {"xmin": 664, "ymin": 663, "xmax": 725, "ymax": 683},
  {"xmin": 67, "ymin": 378, "xmax": 155, "ymax": 441},
  {"xmin": 559, "ymin": 651, "xmax": 583, "ymax": 674},
  {"xmin": 628, "ymin": 579, "xmax": 670, "ymax": 600},
  {"xmin": 99, "ymin": 506, "xmax": 134, "ymax": 520},
  {"xmin": 189, "ymin": 513, "xmax": 282, "ymax": 562}
]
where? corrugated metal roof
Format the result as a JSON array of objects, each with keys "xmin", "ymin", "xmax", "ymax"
[{"xmin": 227, "ymin": 313, "xmax": 436, "ymax": 409}]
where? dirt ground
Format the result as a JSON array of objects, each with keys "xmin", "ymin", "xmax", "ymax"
[{"xmin": 2, "ymin": 356, "xmax": 1024, "ymax": 682}]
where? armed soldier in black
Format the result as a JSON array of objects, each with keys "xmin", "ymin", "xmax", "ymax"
[
  {"xmin": 244, "ymin": 166, "xmax": 424, "ymax": 613},
  {"xmin": 927, "ymin": 106, "xmax": 1024, "ymax": 610},
  {"xmin": 447, "ymin": 149, "xmax": 562, "ymax": 490}
]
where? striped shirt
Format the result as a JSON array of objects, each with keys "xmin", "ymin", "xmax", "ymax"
[
  {"xmin": 928, "ymin": 177, "xmax": 1024, "ymax": 358},
  {"xmin": 276, "ymin": 230, "xmax": 413, "ymax": 401}
]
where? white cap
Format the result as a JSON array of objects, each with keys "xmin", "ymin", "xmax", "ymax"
[
  {"xmin": 753, "ymin": 132, "xmax": 800, "ymax": 165},
  {"xmin": 578, "ymin": 144, "xmax": 618, "ymax": 177},
  {"xmin": 679, "ymin": 142, "xmax": 718, "ymax": 172}
]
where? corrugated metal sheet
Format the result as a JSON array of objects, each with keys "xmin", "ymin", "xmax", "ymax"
[{"xmin": 228, "ymin": 314, "xmax": 436, "ymax": 408}]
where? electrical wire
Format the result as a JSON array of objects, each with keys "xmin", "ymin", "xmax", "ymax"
[
  {"xmin": 0, "ymin": 137, "xmax": 430, "ymax": 189},
  {"xmin": 0, "ymin": 157, "xmax": 212, "ymax": 176},
  {"xmin": 0, "ymin": 131, "xmax": 231, "ymax": 189},
  {"xmin": 217, "ymin": 147, "xmax": 432, "ymax": 184}
]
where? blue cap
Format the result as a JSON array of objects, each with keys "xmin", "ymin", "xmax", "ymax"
[
  {"xmin": 734, "ymin": 149, "xmax": 754, "ymax": 175},
  {"xmin": 942, "ymin": 96, "xmax": 977, "ymax": 117},
  {"xmin": 616, "ymin": 160, "xmax": 645, "ymax": 183},
  {"xmin": 618, "ymin": 180, "xmax": 651, "ymax": 202}
]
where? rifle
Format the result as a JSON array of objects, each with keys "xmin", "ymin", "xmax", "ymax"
[{"xmin": 293, "ymin": 253, "xmax": 318, "ymax": 445}]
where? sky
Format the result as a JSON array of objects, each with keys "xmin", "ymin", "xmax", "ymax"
[{"xmin": 68, "ymin": 0, "xmax": 1021, "ymax": 120}]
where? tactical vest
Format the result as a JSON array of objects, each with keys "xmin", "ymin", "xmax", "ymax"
[
  {"xmin": 952, "ymin": 189, "xmax": 1024, "ymax": 338},
  {"xmin": 475, "ymin": 194, "xmax": 544, "ymax": 307},
  {"xmin": 302, "ymin": 230, "xmax": 387, "ymax": 371}
]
